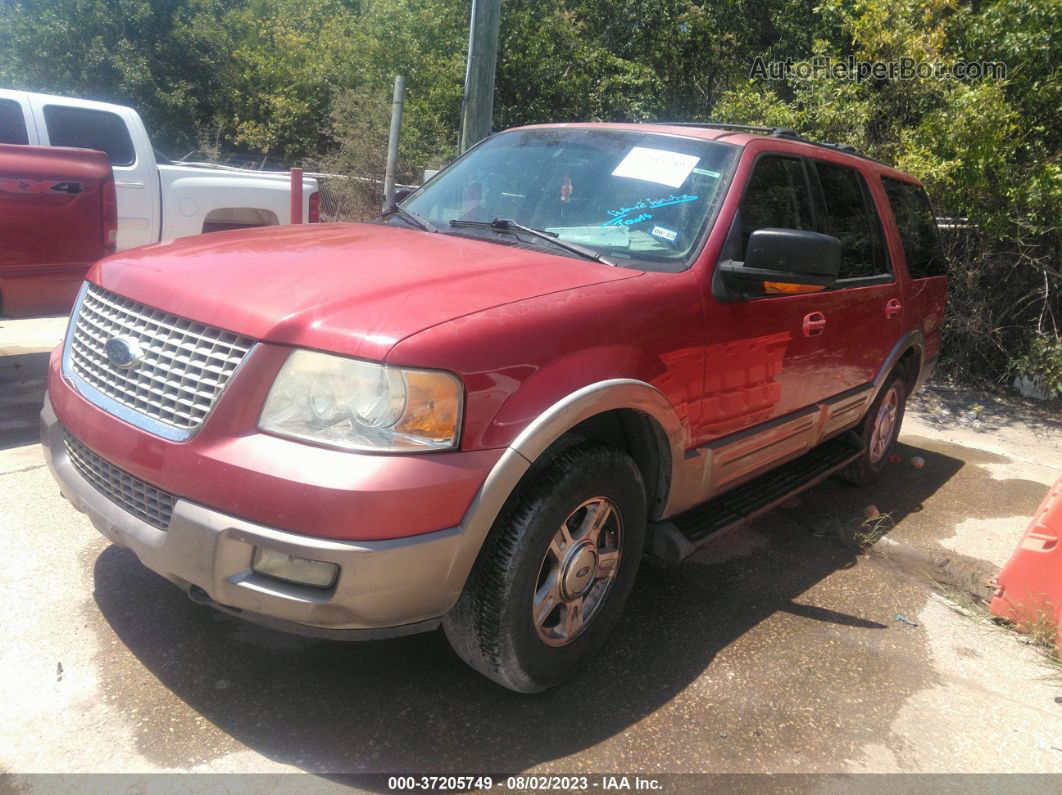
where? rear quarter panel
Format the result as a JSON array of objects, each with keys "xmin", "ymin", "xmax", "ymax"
[{"xmin": 907, "ymin": 276, "xmax": 947, "ymax": 367}]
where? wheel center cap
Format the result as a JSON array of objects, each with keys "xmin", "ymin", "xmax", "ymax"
[{"xmin": 561, "ymin": 544, "xmax": 598, "ymax": 599}]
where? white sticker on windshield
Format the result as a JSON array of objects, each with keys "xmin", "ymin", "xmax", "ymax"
[
  {"xmin": 650, "ymin": 225, "xmax": 678, "ymax": 243},
  {"xmin": 611, "ymin": 147, "xmax": 700, "ymax": 188}
]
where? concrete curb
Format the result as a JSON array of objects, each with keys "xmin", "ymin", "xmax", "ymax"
[{"xmin": 870, "ymin": 535, "xmax": 999, "ymax": 601}]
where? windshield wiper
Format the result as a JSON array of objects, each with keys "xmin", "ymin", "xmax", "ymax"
[
  {"xmin": 448, "ymin": 218, "xmax": 615, "ymax": 266},
  {"xmin": 380, "ymin": 204, "xmax": 437, "ymax": 233}
]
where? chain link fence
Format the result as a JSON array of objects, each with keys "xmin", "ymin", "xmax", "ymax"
[
  {"xmin": 311, "ymin": 173, "xmax": 422, "ymax": 223},
  {"xmin": 168, "ymin": 148, "xmax": 412, "ymax": 224},
  {"xmin": 312, "ymin": 174, "xmax": 383, "ymax": 223}
]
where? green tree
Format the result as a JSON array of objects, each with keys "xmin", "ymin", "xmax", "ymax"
[
  {"xmin": 713, "ymin": 0, "xmax": 1060, "ymax": 385},
  {"xmin": 219, "ymin": 0, "xmax": 360, "ymax": 159},
  {"xmin": 0, "ymin": 0, "xmax": 236, "ymax": 153},
  {"xmin": 494, "ymin": 1, "xmax": 663, "ymax": 128},
  {"xmin": 0, "ymin": 0, "xmax": 362, "ymax": 159}
]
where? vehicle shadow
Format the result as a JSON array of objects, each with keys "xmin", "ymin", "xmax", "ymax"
[
  {"xmin": 0, "ymin": 351, "xmax": 50, "ymax": 451},
  {"xmin": 90, "ymin": 442, "xmax": 966, "ymax": 777},
  {"xmin": 787, "ymin": 439, "xmax": 984, "ymax": 532}
]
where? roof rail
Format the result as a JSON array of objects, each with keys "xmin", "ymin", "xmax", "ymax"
[
  {"xmin": 647, "ymin": 120, "xmax": 893, "ymax": 167},
  {"xmin": 653, "ymin": 121, "xmax": 771, "ymax": 133},
  {"xmin": 818, "ymin": 142, "xmax": 860, "ymax": 154},
  {"xmin": 653, "ymin": 121, "xmax": 805, "ymax": 138}
]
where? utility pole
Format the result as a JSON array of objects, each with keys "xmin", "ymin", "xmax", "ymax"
[
  {"xmin": 459, "ymin": 0, "xmax": 501, "ymax": 153},
  {"xmin": 382, "ymin": 74, "xmax": 406, "ymax": 212}
]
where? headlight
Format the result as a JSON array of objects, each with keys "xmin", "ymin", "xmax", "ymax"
[{"xmin": 259, "ymin": 349, "xmax": 462, "ymax": 452}]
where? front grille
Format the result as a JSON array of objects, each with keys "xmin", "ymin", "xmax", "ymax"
[
  {"xmin": 69, "ymin": 284, "xmax": 253, "ymax": 432},
  {"xmin": 64, "ymin": 431, "xmax": 176, "ymax": 530}
]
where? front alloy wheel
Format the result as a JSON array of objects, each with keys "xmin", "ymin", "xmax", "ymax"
[
  {"xmin": 443, "ymin": 442, "xmax": 646, "ymax": 693},
  {"xmin": 534, "ymin": 497, "xmax": 622, "ymax": 646}
]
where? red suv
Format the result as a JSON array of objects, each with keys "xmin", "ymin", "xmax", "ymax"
[{"xmin": 42, "ymin": 122, "xmax": 947, "ymax": 692}]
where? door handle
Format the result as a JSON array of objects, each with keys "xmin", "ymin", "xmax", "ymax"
[
  {"xmin": 802, "ymin": 311, "xmax": 827, "ymax": 337},
  {"xmin": 885, "ymin": 298, "xmax": 903, "ymax": 319}
]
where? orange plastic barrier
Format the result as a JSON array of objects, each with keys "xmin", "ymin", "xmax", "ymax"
[{"xmin": 990, "ymin": 476, "xmax": 1062, "ymax": 655}]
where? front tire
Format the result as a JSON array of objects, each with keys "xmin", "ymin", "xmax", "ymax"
[{"xmin": 443, "ymin": 442, "xmax": 646, "ymax": 693}]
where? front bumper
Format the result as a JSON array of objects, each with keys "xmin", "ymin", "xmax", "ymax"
[{"xmin": 42, "ymin": 395, "xmax": 475, "ymax": 637}]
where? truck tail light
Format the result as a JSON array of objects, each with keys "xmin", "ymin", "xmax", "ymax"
[
  {"xmin": 101, "ymin": 175, "xmax": 118, "ymax": 253},
  {"xmin": 308, "ymin": 190, "xmax": 321, "ymax": 223}
]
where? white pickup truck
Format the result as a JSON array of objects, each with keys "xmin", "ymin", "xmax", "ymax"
[{"xmin": 0, "ymin": 90, "xmax": 319, "ymax": 251}]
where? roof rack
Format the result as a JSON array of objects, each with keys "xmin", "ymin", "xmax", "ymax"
[
  {"xmin": 648, "ymin": 120, "xmax": 890, "ymax": 167},
  {"xmin": 654, "ymin": 121, "xmax": 804, "ymax": 139},
  {"xmin": 818, "ymin": 142, "xmax": 859, "ymax": 154},
  {"xmin": 811, "ymin": 141, "xmax": 894, "ymax": 167}
]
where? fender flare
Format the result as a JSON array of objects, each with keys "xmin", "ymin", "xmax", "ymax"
[
  {"xmin": 873, "ymin": 329, "xmax": 927, "ymax": 399},
  {"xmin": 510, "ymin": 378, "xmax": 686, "ymax": 471},
  {"xmin": 441, "ymin": 379, "xmax": 689, "ymax": 600}
]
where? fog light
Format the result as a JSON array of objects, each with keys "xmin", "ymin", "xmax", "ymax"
[{"xmin": 252, "ymin": 547, "xmax": 339, "ymax": 588}]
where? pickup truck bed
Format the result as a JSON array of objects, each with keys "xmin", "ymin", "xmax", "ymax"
[
  {"xmin": 0, "ymin": 143, "xmax": 116, "ymax": 317},
  {"xmin": 1, "ymin": 90, "xmax": 319, "ymax": 252}
]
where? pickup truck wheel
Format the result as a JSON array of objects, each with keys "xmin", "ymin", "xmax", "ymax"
[
  {"xmin": 443, "ymin": 442, "xmax": 646, "ymax": 693},
  {"xmin": 840, "ymin": 375, "xmax": 907, "ymax": 486}
]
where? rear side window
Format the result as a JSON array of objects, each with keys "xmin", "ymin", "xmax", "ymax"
[
  {"xmin": 814, "ymin": 161, "xmax": 889, "ymax": 280},
  {"xmin": 43, "ymin": 105, "xmax": 135, "ymax": 166},
  {"xmin": 0, "ymin": 99, "xmax": 29, "ymax": 145},
  {"xmin": 737, "ymin": 155, "xmax": 814, "ymax": 259},
  {"xmin": 882, "ymin": 178, "xmax": 946, "ymax": 278}
]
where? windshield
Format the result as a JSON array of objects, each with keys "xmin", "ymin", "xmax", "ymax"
[{"xmin": 401, "ymin": 128, "xmax": 739, "ymax": 271}]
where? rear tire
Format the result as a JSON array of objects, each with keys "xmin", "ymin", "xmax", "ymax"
[
  {"xmin": 443, "ymin": 442, "xmax": 646, "ymax": 693},
  {"xmin": 840, "ymin": 375, "xmax": 907, "ymax": 486}
]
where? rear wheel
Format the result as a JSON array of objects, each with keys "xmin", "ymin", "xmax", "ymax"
[
  {"xmin": 443, "ymin": 442, "xmax": 646, "ymax": 693},
  {"xmin": 840, "ymin": 375, "xmax": 907, "ymax": 486}
]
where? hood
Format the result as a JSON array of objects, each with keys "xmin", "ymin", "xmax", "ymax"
[{"xmin": 92, "ymin": 222, "xmax": 640, "ymax": 360}]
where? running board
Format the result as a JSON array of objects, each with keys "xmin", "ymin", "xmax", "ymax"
[{"xmin": 646, "ymin": 434, "xmax": 864, "ymax": 563}]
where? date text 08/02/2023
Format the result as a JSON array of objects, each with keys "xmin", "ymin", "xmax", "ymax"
[{"xmin": 386, "ymin": 775, "xmax": 664, "ymax": 791}]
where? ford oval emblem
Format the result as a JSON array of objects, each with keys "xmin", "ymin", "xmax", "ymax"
[{"xmin": 105, "ymin": 335, "xmax": 144, "ymax": 370}]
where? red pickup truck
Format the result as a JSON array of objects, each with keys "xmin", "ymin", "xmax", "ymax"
[
  {"xmin": 0, "ymin": 143, "xmax": 116, "ymax": 317},
  {"xmin": 42, "ymin": 122, "xmax": 947, "ymax": 692}
]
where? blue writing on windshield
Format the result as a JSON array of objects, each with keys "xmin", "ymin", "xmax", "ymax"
[{"xmin": 602, "ymin": 194, "xmax": 699, "ymax": 228}]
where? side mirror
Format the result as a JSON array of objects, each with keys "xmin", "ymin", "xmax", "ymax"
[
  {"xmin": 393, "ymin": 186, "xmax": 414, "ymax": 203},
  {"xmin": 717, "ymin": 228, "xmax": 841, "ymax": 297}
]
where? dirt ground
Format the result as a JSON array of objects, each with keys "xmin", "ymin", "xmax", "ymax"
[{"xmin": 1, "ymin": 315, "xmax": 1060, "ymax": 782}]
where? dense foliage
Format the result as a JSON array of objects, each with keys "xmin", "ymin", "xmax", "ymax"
[{"xmin": 1, "ymin": 0, "xmax": 1058, "ymax": 387}]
